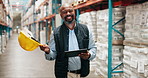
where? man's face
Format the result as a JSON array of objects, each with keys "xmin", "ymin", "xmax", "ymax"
[{"xmin": 60, "ymin": 7, "xmax": 76, "ymax": 24}]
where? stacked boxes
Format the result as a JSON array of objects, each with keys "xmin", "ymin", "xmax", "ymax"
[
  {"xmin": 113, "ymin": 7, "xmax": 125, "ymax": 43},
  {"xmin": 0, "ymin": 4, "xmax": 3, "ymax": 54},
  {"xmin": 97, "ymin": 9, "xmax": 108, "ymax": 44},
  {"xmin": 96, "ymin": 9, "xmax": 108, "ymax": 78},
  {"xmin": 48, "ymin": 0, "xmax": 52, "ymax": 15},
  {"xmin": 79, "ymin": 7, "xmax": 126, "ymax": 77},
  {"xmin": 112, "ymin": 46, "xmax": 124, "ymax": 77},
  {"xmin": 96, "ymin": 7, "xmax": 125, "ymax": 78},
  {"xmin": 1, "ymin": 32, "xmax": 7, "ymax": 53},
  {"xmin": 123, "ymin": 2, "xmax": 148, "ymax": 78},
  {"xmin": 79, "ymin": 11, "xmax": 98, "ymax": 72},
  {"xmin": 96, "ymin": 43, "xmax": 108, "ymax": 78},
  {"xmin": 0, "ymin": 4, "xmax": 6, "ymax": 23},
  {"xmin": 124, "ymin": 3, "xmax": 148, "ymax": 43},
  {"xmin": 0, "ymin": 4, "xmax": 3, "ymax": 20},
  {"xmin": 0, "ymin": 3, "xmax": 11, "ymax": 54},
  {"xmin": 21, "ymin": 13, "xmax": 24, "ymax": 27},
  {"xmin": 40, "ymin": 6, "xmax": 45, "ymax": 18},
  {"xmin": 123, "ymin": 46, "xmax": 148, "ymax": 78},
  {"xmin": 35, "ymin": 0, "xmax": 44, "ymax": 10},
  {"xmin": 62, "ymin": 0, "xmax": 89, "ymax": 6},
  {"xmin": 22, "ymin": 5, "xmax": 34, "ymax": 26},
  {"xmin": 90, "ymin": 11, "xmax": 98, "ymax": 42},
  {"xmin": 79, "ymin": 11, "xmax": 97, "ymax": 42},
  {"xmin": 29, "ymin": 5, "xmax": 34, "ymax": 24}
]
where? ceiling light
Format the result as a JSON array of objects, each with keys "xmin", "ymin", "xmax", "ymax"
[
  {"xmin": 16, "ymin": 2, "xmax": 19, "ymax": 5},
  {"xmin": 16, "ymin": 8, "xmax": 19, "ymax": 11}
]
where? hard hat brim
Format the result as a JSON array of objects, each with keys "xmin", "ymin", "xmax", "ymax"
[{"xmin": 18, "ymin": 31, "xmax": 40, "ymax": 51}]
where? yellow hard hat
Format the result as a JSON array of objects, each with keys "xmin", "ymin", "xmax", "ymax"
[{"xmin": 18, "ymin": 31, "xmax": 42, "ymax": 51}]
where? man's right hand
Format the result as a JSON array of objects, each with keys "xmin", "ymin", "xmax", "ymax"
[{"xmin": 39, "ymin": 44, "xmax": 50, "ymax": 54}]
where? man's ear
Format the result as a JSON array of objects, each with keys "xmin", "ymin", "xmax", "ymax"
[{"xmin": 60, "ymin": 14, "xmax": 63, "ymax": 19}]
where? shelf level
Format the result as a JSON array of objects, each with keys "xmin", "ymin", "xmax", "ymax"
[
  {"xmin": 36, "ymin": 14, "xmax": 55, "ymax": 23},
  {"xmin": 73, "ymin": 0, "xmax": 147, "ymax": 11},
  {"xmin": 74, "ymin": 0, "xmax": 103, "ymax": 10},
  {"xmin": 24, "ymin": 14, "xmax": 55, "ymax": 26}
]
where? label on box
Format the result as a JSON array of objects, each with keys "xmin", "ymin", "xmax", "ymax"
[
  {"xmin": 144, "ymin": 65, "xmax": 148, "ymax": 77},
  {"xmin": 138, "ymin": 61, "xmax": 145, "ymax": 73},
  {"xmin": 130, "ymin": 58, "xmax": 138, "ymax": 68}
]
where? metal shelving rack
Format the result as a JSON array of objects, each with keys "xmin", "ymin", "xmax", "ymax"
[
  {"xmin": 108, "ymin": 0, "xmax": 113, "ymax": 77},
  {"xmin": 108, "ymin": 0, "xmax": 147, "ymax": 77},
  {"xmin": 73, "ymin": 0, "xmax": 147, "ymax": 78},
  {"xmin": 0, "ymin": 0, "xmax": 12, "ymax": 37},
  {"xmin": 22, "ymin": 0, "xmax": 56, "ymax": 44},
  {"xmin": 73, "ymin": 1, "xmax": 124, "ymax": 77}
]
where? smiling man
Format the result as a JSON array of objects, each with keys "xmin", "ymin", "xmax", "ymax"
[
  {"xmin": 59, "ymin": 4, "xmax": 76, "ymax": 30},
  {"xmin": 39, "ymin": 3, "xmax": 97, "ymax": 78}
]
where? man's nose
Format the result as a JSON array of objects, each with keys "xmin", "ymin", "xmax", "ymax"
[{"xmin": 67, "ymin": 11, "xmax": 71, "ymax": 15}]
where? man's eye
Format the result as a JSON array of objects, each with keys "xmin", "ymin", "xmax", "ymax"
[
  {"xmin": 62, "ymin": 11, "xmax": 67, "ymax": 14},
  {"xmin": 62, "ymin": 10, "xmax": 73, "ymax": 14},
  {"xmin": 69, "ymin": 10, "xmax": 73, "ymax": 12}
]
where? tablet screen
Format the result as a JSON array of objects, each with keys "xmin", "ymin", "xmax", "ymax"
[{"xmin": 64, "ymin": 49, "xmax": 87, "ymax": 57}]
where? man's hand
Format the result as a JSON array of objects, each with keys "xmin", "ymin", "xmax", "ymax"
[
  {"xmin": 78, "ymin": 51, "xmax": 90, "ymax": 60},
  {"xmin": 39, "ymin": 44, "xmax": 50, "ymax": 54}
]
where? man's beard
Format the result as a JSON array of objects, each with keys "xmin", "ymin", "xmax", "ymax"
[{"xmin": 64, "ymin": 15, "xmax": 75, "ymax": 24}]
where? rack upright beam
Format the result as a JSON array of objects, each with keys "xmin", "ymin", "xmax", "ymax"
[{"xmin": 108, "ymin": 0, "xmax": 113, "ymax": 78}]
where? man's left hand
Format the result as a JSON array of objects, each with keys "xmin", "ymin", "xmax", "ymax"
[{"xmin": 78, "ymin": 51, "xmax": 90, "ymax": 60}]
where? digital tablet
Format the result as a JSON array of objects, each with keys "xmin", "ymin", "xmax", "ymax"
[{"xmin": 65, "ymin": 49, "xmax": 87, "ymax": 57}]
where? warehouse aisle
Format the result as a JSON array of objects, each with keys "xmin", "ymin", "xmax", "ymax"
[
  {"xmin": 0, "ymin": 33, "xmax": 55, "ymax": 78},
  {"xmin": 0, "ymin": 33, "xmax": 99, "ymax": 78}
]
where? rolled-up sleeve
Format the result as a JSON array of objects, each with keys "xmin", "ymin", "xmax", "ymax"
[
  {"xmin": 45, "ymin": 34, "xmax": 57, "ymax": 60},
  {"xmin": 88, "ymin": 29, "xmax": 97, "ymax": 60}
]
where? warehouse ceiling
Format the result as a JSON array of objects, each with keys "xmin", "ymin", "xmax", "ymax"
[
  {"xmin": 8, "ymin": 0, "xmax": 29, "ymax": 18},
  {"xmin": 9, "ymin": 0, "xmax": 29, "ymax": 12}
]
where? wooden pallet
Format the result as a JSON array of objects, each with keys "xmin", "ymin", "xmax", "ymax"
[
  {"xmin": 112, "ymin": 40, "xmax": 123, "ymax": 45},
  {"xmin": 123, "ymin": 40, "xmax": 148, "ymax": 48}
]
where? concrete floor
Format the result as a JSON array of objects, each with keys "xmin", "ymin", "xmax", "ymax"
[{"xmin": 0, "ymin": 34, "xmax": 99, "ymax": 78}]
